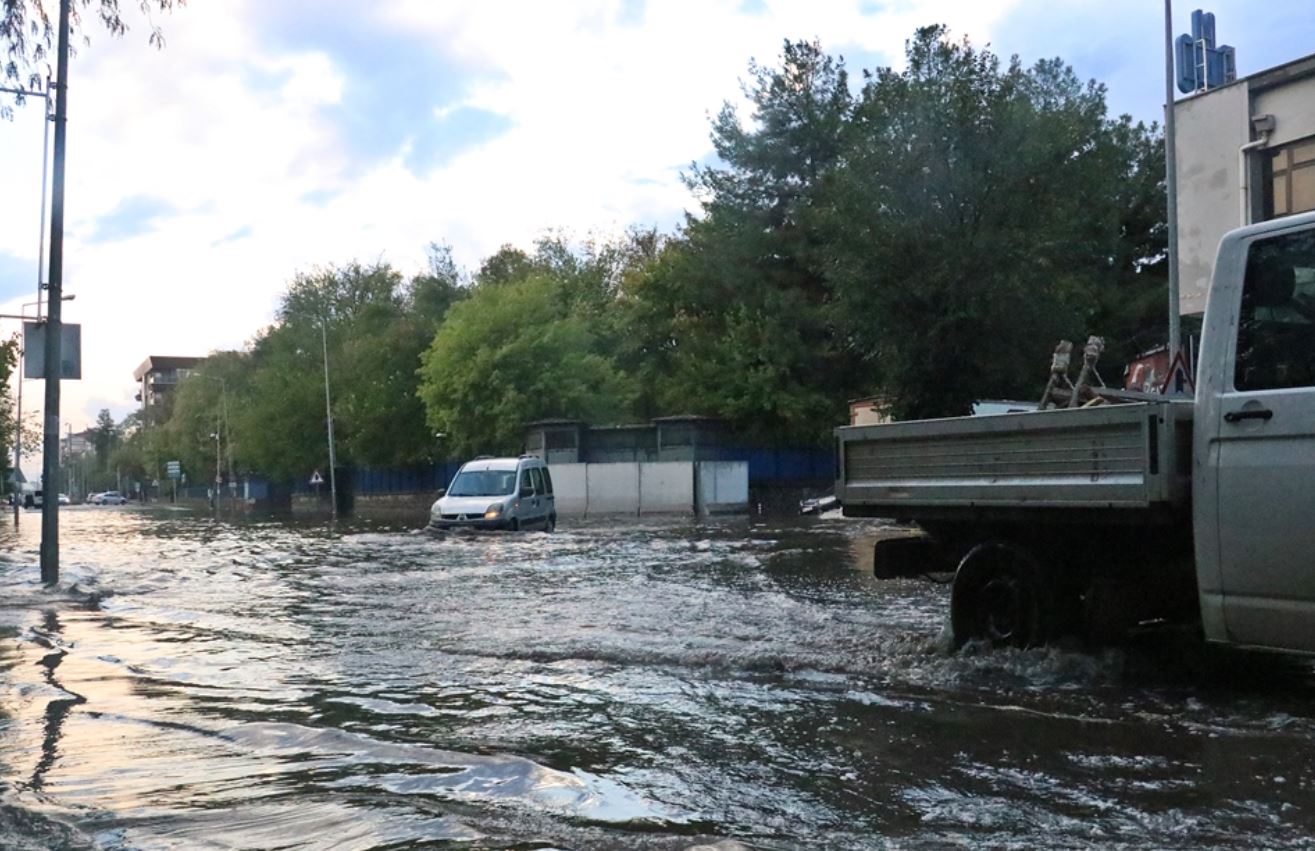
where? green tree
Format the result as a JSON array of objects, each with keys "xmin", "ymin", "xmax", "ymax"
[
  {"xmin": 418, "ymin": 270, "xmax": 635, "ymax": 457},
  {"xmin": 624, "ymin": 40, "xmax": 866, "ymax": 444},
  {"xmin": 219, "ymin": 259, "xmax": 467, "ymax": 482},
  {"xmin": 166, "ymin": 352, "xmax": 247, "ymax": 485},
  {"xmin": 89, "ymin": 408, "xmax": 117, "ymax": 471},
  {"xmin": 0, "ymin": 336, "xmax": 19, "ymax": 489},
  {"xmin": 821, "ymin": 27, "xmax": 1150, "ymax": 418}
]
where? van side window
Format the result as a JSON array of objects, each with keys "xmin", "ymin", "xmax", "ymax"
[
  {"xmin": 530, "ymin": 467, "xmax": 545, "ymax": 496},
  {"xmin": 1235, "ymin": 229, "xmax": 1315, "ymax": 391},
  {"xmin": 520, "ymin": 469, "xmax": 536, "ymax": 496},
  {"xmin": 541, "ymin": 467, "xmax": 554, "ymax": 495}
]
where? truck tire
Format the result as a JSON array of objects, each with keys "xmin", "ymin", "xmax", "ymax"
[{"xmin": 950, "ymin": 542, "xmax": 1054, "ymax": 649}]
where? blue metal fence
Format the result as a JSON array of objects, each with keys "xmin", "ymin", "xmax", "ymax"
[{"xmin": 300, "ymin": 449, "xmax": 831, "ymax": 498}]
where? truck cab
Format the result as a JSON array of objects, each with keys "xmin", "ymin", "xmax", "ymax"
[{"xmin": 1194, "ymin": 210, "xmax": 1315, "ymax": 653}]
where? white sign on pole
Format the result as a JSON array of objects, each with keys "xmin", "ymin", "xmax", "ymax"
[
  {"xmin": 309, "ymin": 471, "xmax": 324, "ymax": 486},
  {"xmin": 23, "ymin": 322, "xmax": 82, "ymax": 380}
]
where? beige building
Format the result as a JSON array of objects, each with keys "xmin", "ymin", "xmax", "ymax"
[{"xmin": 1175, "ymin": 52, "xmax": 1315, "ymax": 315}]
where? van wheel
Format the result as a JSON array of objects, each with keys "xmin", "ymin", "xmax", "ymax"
[
  {"xmin": 545, "ymin": 515, "xmax": 556, "ymax": 533},
  {"xmin": 508, "ymin": 518, "xmax": 520, "ymax": 532},
  {"xmin": 951, "ymin": 543, "xmax": 1053, "ymax": 649}
]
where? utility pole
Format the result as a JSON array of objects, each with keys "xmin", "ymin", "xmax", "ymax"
[
  {"xmin": 40, "ymin": 0, "xmax": 71, "ymax": 586},
  {"xmin": 1164, "ymin": 0, "xmax": 1182, "ymax": 365}
]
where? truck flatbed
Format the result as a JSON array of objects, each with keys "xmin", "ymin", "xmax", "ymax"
[{"xmin": 838, "ymin": 400, "xmax": 1193, "ymax": 520}]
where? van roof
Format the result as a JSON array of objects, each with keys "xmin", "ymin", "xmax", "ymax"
[{"xmin": 460, "ymin": 456, "xmax": 541, "ymax": 472}]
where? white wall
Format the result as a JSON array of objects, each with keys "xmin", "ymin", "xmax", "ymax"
[
  {"xmin": 696, "ymin": 461, "xmax": 749, "ymax": 515},
  {"xmin": 638, "ymin": 462, "xmax": 693, "ymax": 515},
  {"xmin": 1174, "ymin": 81, "xmax": 1250, "ymax": 316},
  {"xmin": 550, "ymin": 461, "xmax": 747, "ymax": 517},
  {"xmin": 552, "ymin": 463, "xmax": 588, "ymax": 516},
  {"xmin": 584, "ymin": 463, "xmax": 640, "ymax": 515}
]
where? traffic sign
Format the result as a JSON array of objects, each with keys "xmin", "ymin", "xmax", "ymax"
[
  {"xmin": 1159, "ymin": 351, "xmax": 1196, "ymax": 397},
  {"xmin": 166, "ymin": 460, "xmax": 182, "ymax": 480},
  {"xmin": 309, "ymin": 470, "xmax": 324, "ymax": 486}
]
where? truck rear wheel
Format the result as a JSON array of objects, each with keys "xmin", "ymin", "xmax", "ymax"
[{"xmin": 951, "ymin": 543, "xmax": 1053, "ymax": 649}]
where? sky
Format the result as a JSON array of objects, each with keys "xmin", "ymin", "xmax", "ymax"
[{"xmin": 0, "ymin": 0, "xmax": 1313, "ymax": 440}]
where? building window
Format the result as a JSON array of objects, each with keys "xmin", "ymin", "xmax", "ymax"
[{"xmin": 1265, "ymin": 137, "xmax": 1315, "ymax": 220}]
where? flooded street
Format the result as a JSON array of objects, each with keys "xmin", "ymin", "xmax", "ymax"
[{"xmin": 0, "ymin": 507, "xmax": 1313, "ymax": 849}]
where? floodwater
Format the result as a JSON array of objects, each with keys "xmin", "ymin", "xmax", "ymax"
[{"xmin": 0, "ymin": 508, "xmax": 1313, "ymax": 850}]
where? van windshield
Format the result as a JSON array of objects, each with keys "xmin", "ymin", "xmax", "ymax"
[{"xmin": 447, "ymin": 470, "xmax": 517, "ymax": 497}]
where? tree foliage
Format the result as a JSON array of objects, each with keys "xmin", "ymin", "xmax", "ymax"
[
  {"xmin": 2, "ymin": 0, "xmax": 178, "ymax": 114},
  {"xmin": 816, "ymin": 28, "xmax": 1160, "ymax": 417},
  {"xmin": 0, "ymin": 336, "xmax": 19, "ymax": 486},
  {"xmin": 157, "ymin": 261, "xmax": 467, "ymax": 484},
  {"xmin": 417, "ymin": 237, "xmax": 639, "ymax": 457}
]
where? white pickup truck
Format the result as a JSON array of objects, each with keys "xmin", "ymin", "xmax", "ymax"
[{"xmin": 836, "ymin": 211, "xmax": 1315, "ymax": 654}]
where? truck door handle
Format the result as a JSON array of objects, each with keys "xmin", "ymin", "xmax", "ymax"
[{"xmin": 1224, "ymin": 408, "xmax": 1274, "ymax": 423}]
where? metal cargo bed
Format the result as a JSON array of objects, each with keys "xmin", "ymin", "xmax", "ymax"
[{"xmin": 837, "ymin": 401, "xmax": 1193, "ymax": 517}]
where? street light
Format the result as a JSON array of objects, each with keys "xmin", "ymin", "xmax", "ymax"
[
  {"xmin": 320, "ymin": 319, "xmax": 338, "ymax": 521},
  {"xmin": 209, "ymin": 431, "xmax": 220, "ymax": 510},
  {"xmin": 190, "ymin": 374, "xmax": 230, "ymax": 511}
]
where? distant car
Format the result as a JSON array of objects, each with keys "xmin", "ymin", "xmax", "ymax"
[
  {"xmin": 96, "ymin": 491, "xmax": 128, "ymax": 505},
  {"xmin": 428, "ymin": 456, "xmax": 556, "ymax": 532},
  {"xmin": 57, "ymin": 493, "xmax": 70, "ymax": 506}
]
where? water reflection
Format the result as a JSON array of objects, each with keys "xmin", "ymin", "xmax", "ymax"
[{"xmin": 29, "ymin": 610, "xmax": 85, "ymax": 792}]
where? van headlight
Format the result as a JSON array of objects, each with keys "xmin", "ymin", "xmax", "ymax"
[{"xmin": 484, "ymin": 503, "xmax": 504, "ymax": 519}]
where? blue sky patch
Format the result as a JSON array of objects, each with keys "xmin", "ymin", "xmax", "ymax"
[
  {"xmin": 86, "ymin": 195, "xmax": 179, "ymax": 244},
  {"xmin": 617, "ymin": 0, "xmax": 645, "ymax": 26},
  {"xmin": 0, "ymin": 251, "xmax": 38, "ymax": 302},
  {"xmin": 737, "ymin": 0, "xmax": 768, "ymax": 15},
  {"xmin": 300, "ymin": 188, "xmax": 341, "ymax": 207},
  {"xmin": 253, "ymin": 1, "xmax": 507, "ymax": 176},
  {"xmin": 406, "ymin": 107, "xmax": 514, "ymax": 174},
  {"xmin": 212, "ymin": 226, "xmax": 254, "ymax": 248}
]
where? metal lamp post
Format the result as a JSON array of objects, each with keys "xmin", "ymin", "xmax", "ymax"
[
  {"xmin": 320, "ymin": 319, "xmax": 338, "ymax": 520},
  {"xmin": 209, "ymin": 431, "xmax": 221, "ymax": 510},
  {"xmin": 192, "ymin": 374, "xmax": 230, "ymax": 511}
]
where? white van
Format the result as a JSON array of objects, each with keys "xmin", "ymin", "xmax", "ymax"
[{"xmin": 428, "ymin": 456, "xmax": 556, "ymax": 532}]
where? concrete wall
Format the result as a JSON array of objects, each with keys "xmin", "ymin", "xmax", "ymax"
[
  {"xmin": 552, "ymin": 464, "xmax": 589, "ymax": 516},
  {"xmin": 1175, "ymin": 81, "xmax": 1250, "ymax": 316},
  {"xmin": 696, "ymin": 461, "xmax": 750, "ymax": 515},
  {"xmin": 551, "ymin": 461, "xmax": 746, "ymax": 517},
  {"xmin": 585, "ymin": 463, "xmax": 640, "ymax": 515},
  {"xmin": 639, "ymin": 462, "xmax": 695, "ymax": 514},
  {"xmin": 1253, "ymin": 77, "xmax": 1315, "ymax": 149}
]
